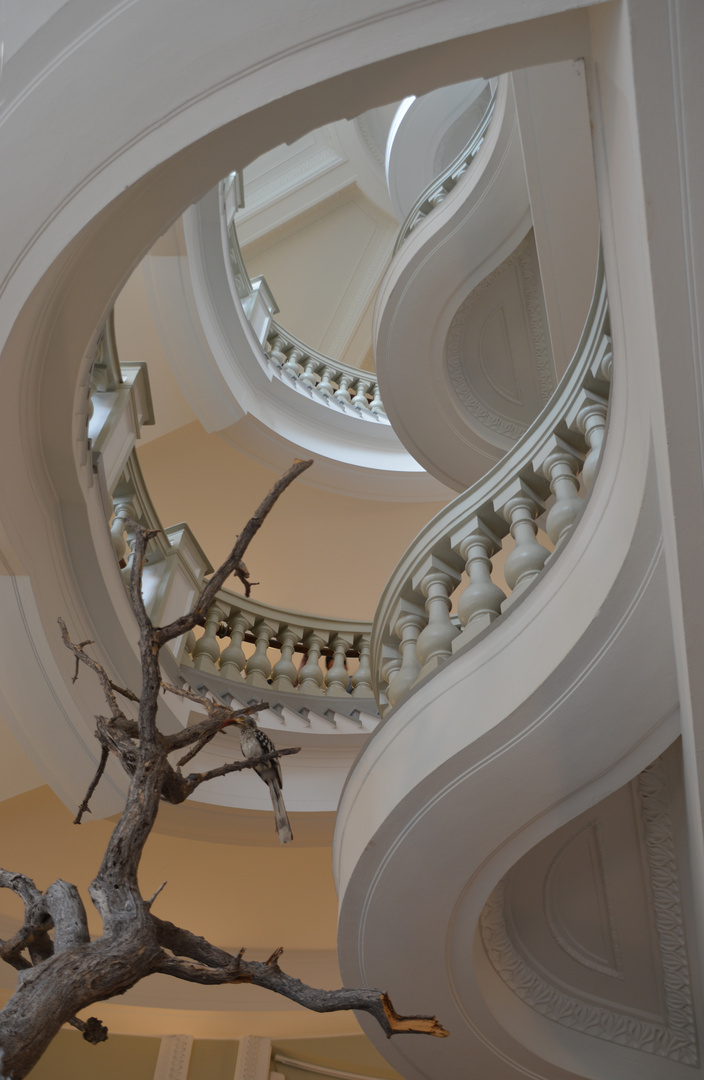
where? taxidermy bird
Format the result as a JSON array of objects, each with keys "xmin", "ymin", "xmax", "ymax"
[{"xmin": 239, "ymin": 717, "xmax": 293, "ymax": 844}]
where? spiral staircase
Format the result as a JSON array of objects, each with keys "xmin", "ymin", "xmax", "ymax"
[{"xmin": 0, "ymin": 3, "xmax": 704, "ymax": 1080}]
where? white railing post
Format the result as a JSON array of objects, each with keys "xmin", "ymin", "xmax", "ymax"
[
  {"xmin": 572, "ymin": 390, "xmax": 609, "ymax": 490},
  {"xmin": 218, "ymin": 610, "xmax": 251, "ymax": 681},
  {"xmin": 325, "ymin": 634, "xmax": 354, "ymax": 696},
  {"xmin": 536, "ymin": 436, "xmax": 585, "ymax": 547},
  {"xmin": 451, "ymin": 517, "xmax": 506, "ymax": 648},
  {"xmin": 245, "ymin": 620, "xmax": 275, "ymax": 687},
  {"xmin": 110, "ymin": 497, "xmax": 136, "ymax": 562},
  {"xmin": 379, "ymin": 648, "xmax": 402, "ymax": 716},
  {"xmin": 298, "ymin": 631, "xmax": 326, "ymax": 695},
  {"xmin": 386, "ymin": 603, "xmax": 426, "ymax": 707},
  {"xmin": 413, "ymin": 556, "xmax": 462, "ymax": 676},
  {"xmin": 271, "ymin": 624, "xmax": 303, "ymax": 691},
  {"xmin": 192, "ymin": 602, "xmax": 226, "ymax": 673},
  {"xmin": 495, "ymin": 480, "xmax": 550, "ymax": 607},
  {"xmin": 351, "ymin": 634, "xmax": 374, "ymax": 697}
]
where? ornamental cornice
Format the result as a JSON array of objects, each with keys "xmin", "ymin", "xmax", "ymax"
[
  {"xmin": 480, "ymin": 757, "xmax": 698, "ymax": 1065},
  {"xmin": 445, "ymin": 233, "xmax": 555, "ymax": 445}
]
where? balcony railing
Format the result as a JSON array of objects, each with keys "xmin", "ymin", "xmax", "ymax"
[
  {"xmin": 393, "ymin": 82, "xmax": 498, "ymax": 254},
  {"xmin": 371, "ymin": 257, "xmax": 611, "ymax": 714},
  {"xmin": 88, "ymin": 318, "xmax": 375, "ymax": 715},
  {"xmin": 90, "ymin": 251, "xmax": 609, "ymax": 724},
  {"xmin": 222, "ymin": 177, "xmax": 386, "ymax": 422}
]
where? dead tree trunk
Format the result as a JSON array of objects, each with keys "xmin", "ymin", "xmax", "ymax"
[{"xmin": 0, "ymin": 462, "xmax": 447, "ymax": 1078}]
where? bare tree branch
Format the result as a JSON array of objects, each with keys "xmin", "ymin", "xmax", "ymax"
[
  {"xmin": 0, "ymin": 461, "xmax": 447, "ymax": 1079},
  {"xmin": 150, "ymin": 915, "xmax": 448, "ymax": 1038},
  {"xmin": 157, "ymin": 459, "xmax": 312, "ymax": 647},
  {"xmin": 74, "ymin": 744, "xmax": 110, "ymax": 824},
  {"xmin": 181, "ymin": 746, "xmax": 300, "ymax": 796}
]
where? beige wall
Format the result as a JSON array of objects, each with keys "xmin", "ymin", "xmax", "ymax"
[
  {"xmin": 138, "ymin": 424, "xmax": 448, "ymax": 622},
  {"xmin": 29, "ymin": 1031, "xmax": 160, "ymax": 1080}
]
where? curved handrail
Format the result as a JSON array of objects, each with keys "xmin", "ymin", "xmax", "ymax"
[
  {"xmin": 264, "ymin": 321, "xmax": 386, "ymax": 418},
  {"xmin": 182, "ymin": 588, "xmax": 374, "ymax": 700},
  {"xmin": 222, "ymin": 178, "xmax": 386, "ymax": 421},
  {"xmin": 393, "ymin": 83, "xmax": 498, "ymax": 254},
  {"xmin": 89, "ymin": 318, "xmax": 375, "ymax": 705},
  {"xmin": 371, "ymin": 255, "xmax": 611, "ymax": 713}
]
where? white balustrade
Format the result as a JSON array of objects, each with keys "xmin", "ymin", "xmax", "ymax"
[
  {"xmin": 245, "ymin": 619, "xmax": 276, "ymax": 687},
  {"xmin": 394, "ymin": 83, "xmax": 498, "ymax": 253},
  {"xmin": 271, "ymin": 624, "xmax": 303, "ymax": 690},
  {"xmin": 192, "ymin": 603, "xmax": 226, "ymax": 673},
  {"xmin": 495, "ymin": 479, "xmax": 550, "ymax": 607},
  {"xmin": 537, "ymin": 436, "xmax": 585, "ymax": 547},
  {"xmin": 575, "ymin": 391, "xmax": 609, "ymax": 491},
  {"xmin": 370, "ymin": 257, "xmax": 612, "ymax": 715},
  {"xmin": 325, "ymin": 635, "xmax": 354, "ymax": 696},
  {"xmin": 351, "ymin": 634, "xmax": 373, "ymax": 698},
  {"xmin": 413, "ymin": 557, "xmax": 462, "ymax": 676},
  {"xmin": 221, "ymin": 175, "xmax": 388, "ymax": 424},
  {"xmin": 386, "ymin": 603, "xmax": 425, "ymax": 707},
  {"xmin": 181, "ymin": 597, "xmax": 374, "ymax": 703},
  {"xmin": 451, "ymin": 517, "xmax": 506, "ymax": 648},
  {"xmin": 218, "ymin": 611, "xmax": 250, "ymax": 681},
  {"xmin": 91, "ymin": 313, "xmax": 375, "ymax": 702}
]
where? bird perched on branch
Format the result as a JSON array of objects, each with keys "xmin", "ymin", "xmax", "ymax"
[{"xmin": 239, "ymin": 717, "xmax": 293, "ymax": 844}]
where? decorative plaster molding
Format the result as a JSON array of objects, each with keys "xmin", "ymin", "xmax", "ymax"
[
  {"xmin": 480, "ymin": 757, "xmax": 698, "ymax": 1065},
  {"xmin": 543, "ymin": 820, "xmax": 623, "ymax": 980},
  {"xmin": 153, "ymin": 1034, "xmax": 193, "ymax": 1080},
  {"xmin": 637, "ymin": 756, "xmax": 698, "ymax": 1059},
  {"xmin": 235, "ymin": 1036, "xmax": 273, "ymax": 1080},
  {"xmin": 517, "ymin": 237, "xmax": 554, "ymax": 406},
  {"xmin": 445, "ymin": 234, "xmax": 555, "ymax": 444},
  {"xmin": 355, "ymin": 114, "xmax": 386, "ymax": 169},
  {"xmin": 238, "ymin": 142, "xmax": 345, "ymax": 221}
]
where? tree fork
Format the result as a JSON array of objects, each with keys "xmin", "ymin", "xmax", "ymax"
[{"xmin": 0, "ymin": 462, "xmax": 447, "ymax": 1078}]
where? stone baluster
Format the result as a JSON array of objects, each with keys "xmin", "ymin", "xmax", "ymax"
[
  {"xmin": 379, "ymin": 649, "xmax": 402, "ymax": 716},
  {"xmin": 351, "ymin": 634, "xmax": 374, "ymax": 698},
  {"xmin": 351, "ymin": 380, "xmax": 371, "ymax": 411},
  {"xmin": 120, "ymin": 513, "xmax": 141, "ymax": 584},
  {"xmin": 298, "ymin": 631, "xmax": 326, "ymax": 695},
  {"xmin": 192, "ymin": 602, "xmax": 226, "ymax": 673},
  {"xmin": 184, "ymin": 630, "xmax": 197, "ymax": 660},
  {"xmin": 334, "ymin": 375, "xmax": 353, "ymax": 406},
  {"xmin": 412, "ymin": 556, "xmax": 462, "ymax": 676},
  {"xmin": 268, "ymin": 335, "xmax": 287, "ymax": 367},
  {"xmin": 317, "ymin": 367, "xmax": 335, "ymax": 397},
  {"xmin": 218, "ymin": 611, "xmax": 251, "ymax": 681},
  {"xmin": 451, "ymin": 517, "xmax": 506, "ymax": 648},
  {"xmin": 537, "ymin": 437, "xmax": 584, "ymax": 548},
  {"xmin": 111, "ymin": 498, "xmax": 136, "ymax": 563},
  {"xmin": 271, "ymin": 624, "xmax": 303, "ymax": 691},
  {"xmin": 282, "ymin": 347, "xmax": 305, "ymax": 379},
  {"xmin": 325, "ymin": 635, "xmax": 353, "ymax": 697},
  {"xmin": 496, "ymin": 480, "xmax": 550, "ymax": 607},
  {"xmin": 369, "ymin": 384, "xmax": 386, "ymax": 418},
  {"xmin": 245, "ymin": 620, "xmax": 275, "ymax": 687},
  {"xmin": 299, "ymin": 358, "xmax": 320, "ymax": 389},
  {"xmin": 386, "ymin": 604, "xmax": 425, "ymax": 707},
  {"xmin": 574, "ymin": 391, "xmax": 609, "ymax": 491}
]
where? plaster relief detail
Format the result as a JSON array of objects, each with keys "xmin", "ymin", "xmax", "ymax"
[
  {"xmin": 234, "ymin": 1035, "xmax": 273, "ymax": 1080},
  {"xmin": 544, "ymin": 821, "xmax": 623, "ymax": 980},
  {"xmin": 153, "ymin": 1034, "xmax": 193, "ymax": 1080},
  {"xmin": 479, "ymin": 305, "xmax": 523, "ymax": 407},
  {"xmin": 480, "ymin": 758, "xmax": 698, "ymax": 1065},
  {"xmin": 445, "ymin": 232, "xmax": 555, "ymax": 446}
]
